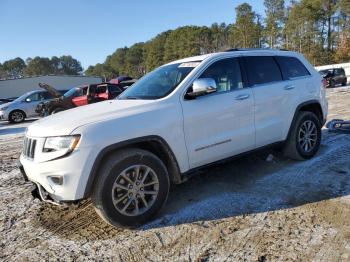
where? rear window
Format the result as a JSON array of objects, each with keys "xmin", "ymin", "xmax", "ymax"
[
  {"xmin": 334, "ymin": 68, "xmax": 345, "ymax": 75},
  {"xmin": 108, "ymin": 85, "xmax": 122, "ymax": 94},
  {"xmin": 275, "ymin": 56, "xmax": 310, "ymax": 80},
  {"xmin": 96, "ymin": 85, "xmax": 107, "ymax": 94},
  {"xmin": 244, "ymin": 56, "xmax": 282, "ymax": 85}
]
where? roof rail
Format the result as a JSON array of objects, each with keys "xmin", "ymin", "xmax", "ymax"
[{"xmin": 225, "ymin": 48, "xmax": 289, "ymax": 52}]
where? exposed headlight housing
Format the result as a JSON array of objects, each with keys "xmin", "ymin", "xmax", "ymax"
[{"xmin": 43, "ymin": 135, "xmax": 80, "ymax": 153}]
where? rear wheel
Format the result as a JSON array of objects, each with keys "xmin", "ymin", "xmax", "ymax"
[
  {"xmin": 9, "ymin": 110, "xmax": 25, "ymax": 123},
  {"xmin": 342, "ymin": 80, "xmax": 347, "ymax": 86},
  {"xmin": 283, "ymin": 111, "xmax": 321, "ymax": 160},
  {"xmin": 92, "ymin": 148, "xmax": 170, "ymax": 228}
]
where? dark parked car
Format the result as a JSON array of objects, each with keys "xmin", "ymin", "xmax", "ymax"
[
  {"xmin": 36, "ymin": 80, "xmax": 135, "ymax": 116},
  {"xmin": 319, "ymin": 68, "xmax": 347, "ymax": 88}
]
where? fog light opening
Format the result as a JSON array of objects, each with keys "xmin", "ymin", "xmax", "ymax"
[{"xmin": 49, "ymin": 176, "xmax": 64, "ymax": 185}]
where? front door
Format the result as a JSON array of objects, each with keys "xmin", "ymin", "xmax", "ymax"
[
  {"xmin": 181, "ymin": 57, "xmax": 255, "ymax": 168},
  {"xmin": 23, "ymin": 92, "xmax": 45, "ymax": 117},
  {"xmin": 72, "ymin": 87, "xmax": 88, "ymax": 106}
]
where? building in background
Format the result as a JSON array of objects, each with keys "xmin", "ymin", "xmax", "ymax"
[{"xmin": 0, "ymin": 75, "xmax": 102, "ymax": 98}]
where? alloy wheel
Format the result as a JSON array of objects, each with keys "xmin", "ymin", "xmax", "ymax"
[
  {"xmin": 12, "ymin": 111, "xmax": 24, "ymax": 122},
  {"xmin": 111, "ymin": 165, "xmax": 159, "ymax": 216},
  {"xmin": 298, "ymin": 120, "xmax": 317, "ymax": 153}
]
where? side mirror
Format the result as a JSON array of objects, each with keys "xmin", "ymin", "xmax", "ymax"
[
  {"xmin": 187, "ymin": 78, "xmax": 217, "ymax": 98},
  {"xmin": 25, "ymin": 98, "xmax": 32, "ymax": 103}
]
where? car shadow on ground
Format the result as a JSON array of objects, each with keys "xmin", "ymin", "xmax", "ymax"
[{"xmin": 33, "ymin": 130, "xmax": 350, "ymax": 237}]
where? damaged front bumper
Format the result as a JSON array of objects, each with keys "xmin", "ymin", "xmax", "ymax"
[{"xmin": 18, "ymin": 161, "xmax": 63, "ymax": 205}]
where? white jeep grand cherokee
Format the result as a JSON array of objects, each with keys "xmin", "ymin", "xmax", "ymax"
[{"xmin": 20, "ymin": 49, "xmax": 328, "ymax": 227}]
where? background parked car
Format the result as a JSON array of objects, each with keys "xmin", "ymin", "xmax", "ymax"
[
  {"xmin": 0, "ymin": 97, "xmax": 18, "ymax": 105},
  {"xmin": 36, "ymin": 80, "xmax": 135, "ymax": 116},
  {"xmin": 319, "ymin": 68, "xmax": 347, "ymax": 88},
  {"xmin": 0, "ymin": 89, "xmax": 66, "ymax": 123}
]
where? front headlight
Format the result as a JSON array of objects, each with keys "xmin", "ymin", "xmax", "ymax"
[
  {"xmin": 1, "ymin": 106, "xmax": 8, "ymax": 110},
  {"xmin": 43, "ymin": 135, "xmax": 80, "ymax": 153}
]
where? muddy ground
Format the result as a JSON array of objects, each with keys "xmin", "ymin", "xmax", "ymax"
[{"xmin": 1, "ymin": 87, "xmax": 350, "ymax": 261}]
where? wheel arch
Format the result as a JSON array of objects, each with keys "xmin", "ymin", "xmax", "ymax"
[
  {"xmin": 287, "ymin": 100, "xmax": 324, "ymax": 140},
  {"xmin": 83, "ymin": 135, "xmax": 182, "ymax": 198},
  {"xmin": 9, "ymin": 109, "xmax": 27, "ymax": 119}
]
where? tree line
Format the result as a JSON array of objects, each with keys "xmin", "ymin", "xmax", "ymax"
[
  {"xmin": 0, "ymin": 56, "xmax": 83, "ymax": 79},
  {"xmin": 86, "ymin": 0, "xmax": 350, "ymax": 80},
  {"xmin": 2, "ymin": 0, "xmax": 349, "ymax": 81}
]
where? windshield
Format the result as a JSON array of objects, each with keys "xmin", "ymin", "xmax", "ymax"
[
  {"xmin": 14, "ymin": 91, "xmax": 37, "ymax": 102},
  {"xmin": 119, "ymin": 62, "xmax": 199, "ymax": 100}
]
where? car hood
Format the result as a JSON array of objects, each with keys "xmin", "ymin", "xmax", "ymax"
[
  {"xmin": 39, "ymin": 83, "xmax": 62, "ymax": 98},
  {"xmin": 26, "ymin": 99, "xmax": 157, "ymax": 137},
  {"xmin": 0, "ymin": 101, "xmax": 15, "ymax": 110}
]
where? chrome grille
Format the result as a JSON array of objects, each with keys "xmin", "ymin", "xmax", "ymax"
[{"xmin": 23, "ymin": 137, "xmax": 37, "ymax": 159}]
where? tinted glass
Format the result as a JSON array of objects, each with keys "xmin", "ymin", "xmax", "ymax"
[
  {"xmin": 276, "ymin": 56, "xmax": 310, "ymax": 80},
  {"xmin": 26, "ymin": 92, "xmax": 43, "ymax": 102},
  {"xmin": 334, "ymin": 68, "xmax": 344, "ymax": 75},
  {"xmin": 42, "ymin": 92, "xmax": 54, "ymax": 100},
  {"xmin": 96, "ymin": 85, "xmax": 107, "ymax": 94},
  {"xmin": 245, "ymin": 56, "xmax": 282, "ymax": 85},
  {"xmin": 109, "ymin": 85, "xmax": 122, "ymax": 95},
  {"xmin": 199, "ymin": 58, "xmax": 243, "ymax": 93}
]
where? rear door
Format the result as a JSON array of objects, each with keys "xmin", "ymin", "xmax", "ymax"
[
  {"xmin": 96, "ymin": 85, "xmax": 108, "ymax": 100},
  {"xmin": 244, "ymin": 56, "xmax": 299, "ymax": 147},
  {"xmin": 181, "ymin": 57, "xmax": 255, "ymax": 168}
]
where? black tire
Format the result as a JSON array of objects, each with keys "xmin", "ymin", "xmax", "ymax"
[
  {"xmin": 283, "ymin": 111, "xmax": 321, "ymax": 160},
  {"xmin": 92, "ymin": 148, "xmax": 170, "ymax": 228},
  {"xmin": 9, "ymin": 110, "xmax": 26, "ymax": 123},
  {"xmin": 341, "ymin": 80, "xmax": 347, "ymax": 86},
  {"xmin": 51, "ymin": 108, "xmax": 65, "ymax": 114}
]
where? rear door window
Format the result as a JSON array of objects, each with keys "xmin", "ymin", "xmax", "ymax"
[
  {"xmin": 275, "ymin": 56, "xmax": 310, "ymax": 80},
  {"xmin": 42, "ymin": 92, "xmax": 54, "ymax": 100},
  {"xmin": 96, "ymin": 85, "xmax": 107, "ymax": 94},
  {"xmin": 108, "ymin": 85, "xmax": 122, "ymax": 95},
  {"xmin": 244, "ymin": 56, "xmax": 282, "ymax": 86}
]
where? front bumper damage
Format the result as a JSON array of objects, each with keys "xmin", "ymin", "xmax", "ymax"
[{"xmin": 18, "ymin": 161, "xmax": 67, "ymax": 206}]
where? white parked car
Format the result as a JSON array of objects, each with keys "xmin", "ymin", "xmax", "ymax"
[
  {"xmin": 20, "ymin": 49, "xmax": 328, "ymax": 227},
  {"xmin": 0, "ymin": 88, "xmax": 66, "ymax": 123}
]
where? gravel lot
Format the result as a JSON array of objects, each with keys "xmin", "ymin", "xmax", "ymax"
[{"xmin": 1, "ymin": 87, "xmax": 350, "ymax": 261}]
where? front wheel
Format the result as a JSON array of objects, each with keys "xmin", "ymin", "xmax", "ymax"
[
  {"xmin": 92, "ymin": 148, "xmax": 170, "ymax": 228},
  {"xmin": 9, "ymin": 110, "xmax": 25, "ymax": 123},
  {"xmin": 283, "ymin": 111, "xmax": 321, "ymax": 160}
]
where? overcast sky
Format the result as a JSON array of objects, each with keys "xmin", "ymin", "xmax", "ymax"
[{"xmin": 0, "ymin": 0, "xmax": 265, "ymax": 69}]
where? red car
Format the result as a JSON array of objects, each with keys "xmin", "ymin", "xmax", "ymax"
[{"xmin": 36, "ymin": 80, "xmax": 136, "ymax": 116}]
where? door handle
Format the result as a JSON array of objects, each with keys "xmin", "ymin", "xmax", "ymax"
[
  {"xmin": 284, "ymin": 85, "xmax": 295, "ymax": 90},
  {"xmin": 235, "ymin": 94, "xmax": 250, "ymax": 100}
]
